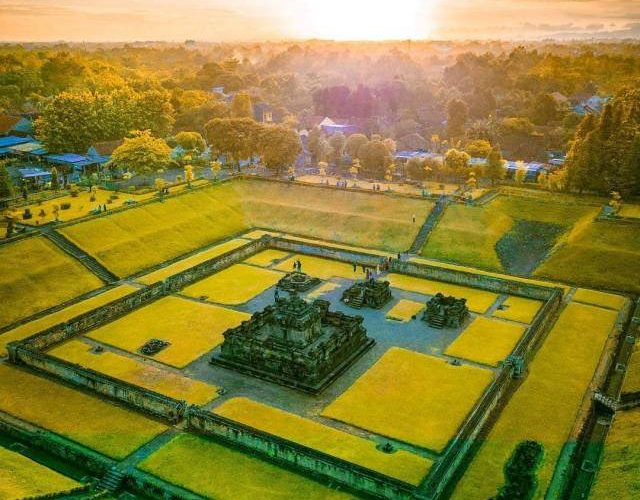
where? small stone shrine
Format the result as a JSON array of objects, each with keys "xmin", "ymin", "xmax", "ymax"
[
  {"xmin": 277, "ymin": 271, "xmax": 321, "ymax": 293},
  {"xmin": 341, "ymin": 278, "xmax": 392, "ymax": 309},
  {"xmin": 211, "ymin": 292, "xmax": 374, "ymax": 393},
  {"xmin": 139, "ymin": 339, "xmax": 170, "ymax": 356},
  {"xmin": 422, "ymin": 293, "xmax": 469, "ymax": 328}
]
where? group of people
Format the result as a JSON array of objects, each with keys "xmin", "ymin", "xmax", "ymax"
[
  {"xmin": 370, "ymin": 183, "xmax": 385, "ymax": 191},
  {"xmin": 353, "ymin": 255, "xmax": 393, "ymax": 280},
  {"xmin": 335, "ymin": 179, "xmax": 350, "ymax": 188}
]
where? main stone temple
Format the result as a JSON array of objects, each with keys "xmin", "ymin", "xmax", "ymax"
[{"xmin": 212, "ymin": 292, "xmax": 374, "ymax": 393}]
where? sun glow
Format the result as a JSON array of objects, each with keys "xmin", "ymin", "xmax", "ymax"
[{"xmin": 300, "ymin": 0, "xmax": 436, "ymax": 41}]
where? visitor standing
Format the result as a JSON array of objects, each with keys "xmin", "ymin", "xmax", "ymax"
[
  {"xmin": 353, "ymin": 262, "xmax": 357, "ymax": 272},
  {"xmin": 412, "ymin": 214, "xmax": 416, "ymax": 223}
]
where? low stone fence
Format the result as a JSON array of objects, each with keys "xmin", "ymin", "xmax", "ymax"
[
  {"xmin": 272, "ymin": 237, "xmax": 386, "ymax": 268},
  {"xmin": 186, "ymin": 407, "xmax": 414, "ymax": 499},
  {"xmin": 0, "ymin": 410, "xmax": 114, "ymax": 477},
  {"xmin": 126, "ymin": 469, "xmax": 205, "ymax": 500},
  {"xmin": 9, "ymin": 347, "xmax": 187, "ymax": 423}
]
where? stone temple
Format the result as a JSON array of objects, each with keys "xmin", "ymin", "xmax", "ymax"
[
  {"xmin": 341, "ymin": 278, "xmax": 393, "ymax": 309},
  {"xmin": 422, "ymin": 292, "xmax": 469, "ymax": 328},
  {"xmin": 211, "ymin": 292, "xmax": 374, "ymax": 393}
]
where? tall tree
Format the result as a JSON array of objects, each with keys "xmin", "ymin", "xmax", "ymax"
[
  {"xmin": 328, "ymin": 132, "xmax": 346, "ymax": 166},
  {"xmin": 107, "ymin": 130, "xmax": 172, "ymax": 175},
  {"xmin": 359, "ymin": 140, "xmax": 392, "ymax": 179},
  {"xmin": 0, "ymin": 162, "xmax": 14, "ymax": 198},
  {"xmin": 485, "ymin": 145, "xmax": 506, "ymax": 186},
  {"xmin": 345, "ymin": 133, "xmax": 369, "ymax": 159},
  {"xmin": 205, "ymin": 117, "xmax": 258, "ymax": 171},
  {"xmin": 444, "ymin": 148, "xmax": 471, "ymax": 183},
  {"xmin": 257, "ymin": 125, "xmax": 302, "ymax": 175},
  {"xmin": 174, "ymin": 131, "xmax": 206, "ymax": 153}
]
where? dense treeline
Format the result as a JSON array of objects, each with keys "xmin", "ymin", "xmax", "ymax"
[{"xmin": 566, "ymin": 88, "xmax": 640, "ymax": 195}]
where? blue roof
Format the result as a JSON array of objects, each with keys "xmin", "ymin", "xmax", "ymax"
[
  {"xmin": 46, "ymin": 153, "xmax": 87, "ymax": 163},
  {"xmin": 12, "ymin": 117, "xmax": 33, "ymax": 134},
  {"xmin": 0, "ymin": 135, "xmax": 32, "ymax": 148},
  {"xmin": 18, "ymin": 167, "xmax": 51, "ymax": 179}
]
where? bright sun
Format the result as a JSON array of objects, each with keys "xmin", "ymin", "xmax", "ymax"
[{"xmin": 301, "ymin": 0, "xmax": 435, "ymax": 41}]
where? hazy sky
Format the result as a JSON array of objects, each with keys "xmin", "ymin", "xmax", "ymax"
[{"xmin": 1, "ymin": 0, "xmax": 640, "ymax": 42}]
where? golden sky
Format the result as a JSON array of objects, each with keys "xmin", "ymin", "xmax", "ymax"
[{"xmin": 0, "ymin": 0, "xmax": 639, "ymax": 42}]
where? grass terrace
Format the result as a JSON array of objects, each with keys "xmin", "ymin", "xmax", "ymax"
[
  {"xmin": 492, "ymin": 296, "xmax": 543, "ymax": 323},
  {"xmin": 0, "ymin": 284, "xmax": 137, "ymax": 356},
  {"xmin": 422, "ymin": 195, "xmax": 598, "ymax": 274},
  {"xmin": 86, "ymin": 296, "xmax": 250, "ymax": 368},
  {"xmin": 136, "ymin": 238, "xmax": 250, "ymax": 285},
  {"xmin": 0, "ymin": 236, "xmax": 103, "ymax": 328},
  {"xmin": 243, "ymin": 248, "xmax": 291, "ymax": 267},
  {"xmin": 452, "ymin": 301, "xmax": 619, "ymax": 499},
  {"xmin": 182, "ymin": 264, "xmax": 283, "ymax": 305},
  {"xmin": 322, "ymin": 347, "xmax": 493, "ymax": 453},
  {"xmin": 0, "ymin": 364, "xmax": 167, "ymax": 459},
  {"xmin": 138, "ymin": 433, "xmax": 354, "ymax": 500},
  {"xmin": 0, "ymin": 446, "xmax": 81, "ymax": 499},
  {"xmin": 58, "ymin": 178, "xmax": 431, "ymax": 278},
  {"xmin": 535, "ymin": 221, "xmax": 640, "ymax": 293},
  {"xmin": 386, "ymin": 299, "xmax": 425, "ymax": 322},
  {"xmin": 214, "ymin": 397, "xmax": 432, "ymax": 485},
  {"xmin": 385, "ymin": 273, "xmax": 499, "ymax": 314},
  {"xmin": 618, "ymin": 204, "xmax": 640, "ymax": 219},
  {"xmin": 444, "ymin": 316, "xmax": 526, "ymax": 367},
  {"xmin": 591, "ymin": 408, "xmax": 640, "ymax": 499},
  {"xmin": 49, "ymin": 340, "xmax": 219, "ymax": 405}
]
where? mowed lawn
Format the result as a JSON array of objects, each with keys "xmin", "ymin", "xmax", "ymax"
[
  {"xmin": 0, "ymin": 446, "xmax": 81, "ymax": 499},
  {"xmin": 214, "ymin": 397, "xmax": 432, "ymax": 485},
  {"xmin": 138, "ymin": 433, "xmax": 355, "ymax": 500},
  {"xmin": 59, "ymin": 178, "xmax": 432, "ymax": 278},
  {"xmin": 322, "ymin": 347, "xmax": 493, "ymax": 453},
  {"xmin": 86, "ymin": 296, "xmax": 250, "ymax": 368},
  {"xmin": 0, "ymin": 364, "xmax": 167, "ymax": 459},
  {"xmin": 49, "ymin": 339, "xmax": 219, "ymax": 405},
  {"xmin": 422, "ymin": 194, "xmax": 597, "ymax": 272},
  {"xmin": 0, "ymin": 236, "xmax": 103, "ymax": 328},
  {"xmin": 452, "ymin": 302, "xmax": 619, "ymax": 499},
  {"xmin": 535, "ymin": 220, "xmax": 640, "ymax": 293},
  {"xmin": 59, "ymin": 183, "xmax": 249, "ymax": 277},
  {"xmin": 591, "ymin": 408, "xmax": 640, "ymax": 500}
]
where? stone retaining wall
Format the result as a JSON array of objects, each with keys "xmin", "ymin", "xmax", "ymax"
[{"xmin": 186, "ymin": 408, "xmax": 413, "ymax": 500}]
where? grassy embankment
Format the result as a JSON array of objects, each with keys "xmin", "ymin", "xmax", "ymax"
[
  {"xmin": 0, "ymin": 236, "xmax": 103, "ymax": 328},
  {"xmin": 0, "ymin": 364, "xmax": 167, "ymax": 459},
  {"xmin": 422, "ymin": 194, "xmax": 598, "ymax": 275},
  {"xmin": 60, "ymin": 178, "xmax": 432, "ymax": 277}
]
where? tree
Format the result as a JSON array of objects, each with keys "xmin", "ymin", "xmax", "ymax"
[
  {"xmin": 210, "ymin": 160, "xmax": 222, "ymax": 180},
  {"xmin": 328, "ymin": 132, "xmax": 346, "ymax": 166},
  {"xmin": 444, "ymin": 148, "xmax": 471, "ymax": 183},
  {"xmin": 406, "ymin": 157, "xmax": 426, "ymax": 180},
  {"xmin": 485, "ymin": 145, "xmax": 506, "ymax": 185},
  {"xmin": 514, "ymin": 161, "xmax": 527, "ymax": 184},
  {"xmin": 256, "ymin": 125, "xmax": 302, "ymax": 175},
  {"xmin": 446, "ymin": 99, "xmax": 468, "ymax": 139},
  {"xmin": 383, "ymin": 138, "xmax": 397, "ymax": 156},
  {"xmin": 0, "ymin": 162, "xmax": 14, "ymax": 198},
  {"xmin": 360, "ymin": 140, "xmax": 392, "ymax": 179},
  {"xmin": 175, "ymin": 131, "xmax": 206, "ymax": 153},
  {"xmin": 50, "ymin": 166, "xmax": 59, "ymax": 192},
  {"xmin": 204, "ymin": 118, "xmax": 259, "ymax": 172},
  {"xmin": 230, "ymin": 92, "xmax": 253, "ymax": 119},
  {"xmin": 529, "ymin": 93, "xmax": 560, "ymax": 125},
  {"xmin": 108, "ymin": 130, "xmax": 172, "ymax": 175},
  {"xmin": 345, "ymin": 133, "xmax": 369, "ymax": 159},
  {"xmin": 465, "ymin": 139, "xmax": 492, "ymax": 158}
]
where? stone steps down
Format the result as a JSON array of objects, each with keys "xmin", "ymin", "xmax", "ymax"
[
  {"xmin": 41, "ymin": 229, "xmax": 119, "ymax": 283},
  {"xmin": 97, "ymin": 466, "xmax": 126, "ymax": 493},
  {"xmin": 409, "ymin": 198, "xmax": 448, "ymax": 254}
]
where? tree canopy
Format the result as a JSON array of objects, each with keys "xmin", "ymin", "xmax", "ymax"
[{"xmin": 108, "ymin": 130, "xmax": 172, "ymax": 175}]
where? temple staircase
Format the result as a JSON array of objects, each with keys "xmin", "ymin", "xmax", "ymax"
[
  {"xmin": 409, "ymin": 197, "xmax": 448, "ymax": 254},
  {"xmin": 97, "ymin": 466, "xmax": 126, "ymax": 493},
  {"xmin": 41, "ymin": 228, "xmax": 119, "ymax": 283},
  {"xmin": 427, "ymin": 314, "xmax": 446, "ymax": 329}
]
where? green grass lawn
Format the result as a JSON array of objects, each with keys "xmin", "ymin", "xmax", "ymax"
[
  {"xmin": 61, "ymin": 178, "xmax": 432, "ymax": 277},
  {"xmin": 535, "ymin": 220, "xmax": 640, "ymax": 293},
  {"xmin": 421, "ymin": 194, "xmax": 597, "ymax": 273},
  {"xmin": 0, "ymin": 236, "xmax": 103, "ymax": 328}
]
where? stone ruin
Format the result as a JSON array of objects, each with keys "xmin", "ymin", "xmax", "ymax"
[
  {"xmin": 341, "ymin": 278, "xmax": 392, "ymax": 309},
  {"xmin": 139, "ymin": 339, "xmax": 171, "ymax": 356},
  {"xmin": 277, "ymin": 271, "xmax": 321, "ymax": 293},
  {"xmin": 422, "ymin": 293, "xmax": 469, "ymax": 329},
  {"xmin": 211, "ymin": 292, "xmax": 374, "ymax": 393}
]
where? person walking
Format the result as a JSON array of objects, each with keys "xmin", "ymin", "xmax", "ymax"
[
  {"xmin": 412, "ymin": 214, "xmax": 416, "ymax": 223},
  {"xmin": 353, "ymin": 262, "xmax": 357, "ymax": 272}
]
